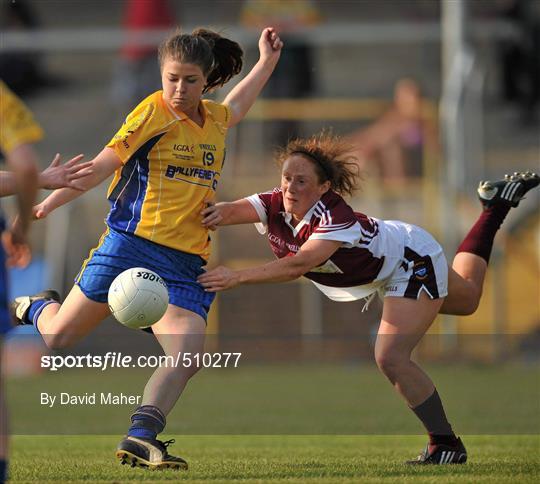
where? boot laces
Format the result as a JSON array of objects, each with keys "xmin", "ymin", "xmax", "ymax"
[{"xmin": 162, "ymin": 438, "xmax": 175, "ymax": 447}]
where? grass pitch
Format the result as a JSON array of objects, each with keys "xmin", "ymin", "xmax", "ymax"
[
  {"xmin": 9, "ymin": 434, "xmax": 540, "ymax": 483},
  {"xmin": 6, "ymin": 362, "xmax": 540, "ymax": 482}
]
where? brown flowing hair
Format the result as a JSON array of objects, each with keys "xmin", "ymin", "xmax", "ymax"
[{"xmin": 276, "ymin": 132, "xmax": 362, "ymax": 197}]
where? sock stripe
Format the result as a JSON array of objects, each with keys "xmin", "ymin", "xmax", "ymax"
[{"xmin": 31, "ymin": 300, "xmax": 57, "ymax": 330}]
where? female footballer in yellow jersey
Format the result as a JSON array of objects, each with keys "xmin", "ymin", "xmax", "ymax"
[{"xmin": 12, "ymin": 27, "xmax": 283, "ymax": 469}]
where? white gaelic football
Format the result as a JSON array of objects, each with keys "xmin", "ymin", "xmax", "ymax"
[{"xmin": 108, "ymin": 268, "xmax": 169, "ymax": 329}]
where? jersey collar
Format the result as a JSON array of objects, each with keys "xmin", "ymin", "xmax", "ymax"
[
  {"xmin": 281, "ymin": 198, "xmax": 324, "ymax": 237},
  {"xmin": 164, "ymin": 98, "xmax": 213, "ymax": 134},
  {"xmin": 163, "ymin": 96, "xmax": 189, "ymax": 121},
  {"xmin": 161, "ymin": 94, "xmax": 209, "ymax": 123}
]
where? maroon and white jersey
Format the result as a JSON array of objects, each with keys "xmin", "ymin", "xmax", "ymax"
[{"xmin": 246, "ymin": 188, "xmax": 413, "ymax": 301}]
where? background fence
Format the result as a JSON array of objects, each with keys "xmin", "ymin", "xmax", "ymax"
[{"xmin": 2, "ymin": 0, "xmax": 539, "ymax": 364}]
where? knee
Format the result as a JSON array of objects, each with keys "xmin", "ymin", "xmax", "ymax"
[
  {"xmin": 447, "ymin": 277, "xmax": 483, "ymax": 316},
  {"xmin": 166, "ymin": 359, "xmax": 202, "ymax": 380},
  {"xmin": 185, "ymin": 361, "xmax": 203, "ymax": 380},
  {"xmin": 454, "ymin": 291, "xmax": 482, "ymax": 316},
  {"xmin": 457, "ymin": 301, "xmax": 480, "ymax": 316},
  {"xmin": 374, "ymin": 350, "xmax": 408, "ymax": 381}
]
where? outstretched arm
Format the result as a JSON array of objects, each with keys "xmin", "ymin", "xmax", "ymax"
[
  {"xmin": 198, "ymin": 238, "xmax": 342, "ymax": 291},
  {"xmin": 201, "ymin": 199, "xmax": 260, "ymax": 230},
  {"xmin": 3, "ymin": 143, "xmax": 38, "ymax": 267},
  {"xmin": 39, "ymin": 153, "xmax": 93, "ymax": 190},
  {"xmin": 34, "ymin": 147, "xmax": 122, "ymax": 219},
  {"xmin": 223, "ymin": 27, "xmax": 283, "ymax": 127},
  {"xmin": 0, "ymin": 154, "xmax": 92, "ymax": 196}
]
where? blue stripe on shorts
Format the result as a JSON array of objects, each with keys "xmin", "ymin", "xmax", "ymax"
[{"xmin": 76, "ymin": 227, "xmax": 215, "ymax": 322}]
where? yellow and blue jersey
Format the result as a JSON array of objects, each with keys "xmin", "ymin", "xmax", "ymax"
[
  {"xmin": 0, "ymin": 80, "xmax": 44, "ymax": 334},
  {"xmin": 105, "ymin": 90, "xmax": 230, "ymax": 260},
  {"xmin": 0, "ymin": 79, "xmax": 44, "ymax": 156}
]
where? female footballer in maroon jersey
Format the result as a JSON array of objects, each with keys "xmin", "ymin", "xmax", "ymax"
[{"xmin": 199, "ymin": 132, "xmax": 539, "ymax": 465}]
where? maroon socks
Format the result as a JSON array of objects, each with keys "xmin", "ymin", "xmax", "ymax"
[
  {"xmin": 456, "ymin": 205, "xmax": 511, "ymax": 264},
  {"xmin": 412, "ymin": 389, "xmax": 457, "ymax": 445}
]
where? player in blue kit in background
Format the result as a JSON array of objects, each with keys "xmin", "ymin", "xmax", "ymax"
[
  {"xmin": 198, "ymin": 132, "xmax": 539, "ymax": 465},
  {"xmin": 11, "ymin": 27, "xmax": 283, "ymax": 470},
  {"xmin": 0, "ymin": 79, "xmax": 92, "ymax": 484},
  {"xmin": 0, "ymin": 80, "xmax": 39, "ymax": 484}
]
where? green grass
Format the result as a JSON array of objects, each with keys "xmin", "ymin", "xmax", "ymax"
[
  {"xmin": 6, "ymin": 363, "xmax": 540, "ymax": 434},
  {"xmin": 5, "ymin": 363, "xmax": 540, "ymax": 481},
  {"xmin": 9, "ymin": 435, "xmax": 540, "ymax": 483}
]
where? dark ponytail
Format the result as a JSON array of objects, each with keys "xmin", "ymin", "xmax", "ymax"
[
  {"xmin": 192, "ymin": 28, "xmax": 243, "ymax": 93},
  {"xmin": 158, "ymin": 28, "xmax": 243, "ymax": 93}
]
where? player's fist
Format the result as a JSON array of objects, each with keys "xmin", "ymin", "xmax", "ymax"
[
  {"xmin": 2, "ymin": 230, "xmax": 32, "ymax": 268},
  {"xmin": 33, "ymin": 201, "xmax": 49, "ymax": 220},
  {"xmin": 198, "ymin": 265, "xmax": 239, "ymax": 292},
  {"xmin": 201, "ymin": 201, "xmax": 224, "ymax": 231},
  {"xmin": 258, "ymin": 27, "xmax": 283, "ymax": 64}
]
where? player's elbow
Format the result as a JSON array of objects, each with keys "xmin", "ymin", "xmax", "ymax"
[{"xmin": 76, "ymin": 169, "xmax": 108, "ymax": 193}]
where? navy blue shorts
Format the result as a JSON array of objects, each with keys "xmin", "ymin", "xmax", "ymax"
[
  {"xmin": 76, "ymin": 227, "xmax": 215, "ymax": 322},
  {"xmin": 0, "ymin": 242, "xmax": 12, "ymax": 335}
]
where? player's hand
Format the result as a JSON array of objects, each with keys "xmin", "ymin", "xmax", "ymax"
[
  {"xmin": 258, "ymin": 27, "xmax": 283, "ymax": 65},
  {"xmin": 40, "ymin": 153, "xmax": 92, "ymax": 191},
  {"xmin": 201, "ymin": 201, "xmax": 223, "ymax": 231},
  {"xmin": 33, "ymin": 201, "xmax": 49, "ymax": 220},
  {"xmin": 198, "ymin": 266, "xmax": 240, "ymax": 292},
  {"xmin": 2, "ymin": 228, "xmax": 32, "ymax": 268}
]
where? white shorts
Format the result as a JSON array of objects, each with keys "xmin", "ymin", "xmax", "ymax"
[{"xmin": 381, "ymin": 224, "xmax": 448, "ymax": 300}]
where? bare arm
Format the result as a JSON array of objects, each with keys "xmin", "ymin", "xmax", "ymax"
[
  {"xmin": 223, "ymin": 27, "xmax": 283, "ymax": 128},
  {"xmin": 3, "ymin": 143, "xmax": 39, "ymax": 267},
  {"xmin": 198, "ymin": 238, "xmax": 342, "ymax": 291},
  {"xmin": 1, "ymin": 154, "xmax": 93, "ymax": 197},
  {"xmin": 0, "ymin": 145, "xmax": 40, "ymax": 197},
  {"xmin": 0, "ymin": 172, "xmax": 17, "ymax": 197},
  {"xmin": 34, "ymin": 147, "xmax": 122, "ymax": 219},
  {"xmin": 39, "ymin": 153, "xmax": 93, "ymax": 190},
  {"xmin": 6, "ymin": 144, "xmax": 39, "ymax": 234},
  {"xmin": 201, "ymin": 199, "xmax": 260, "ymax": 229}
]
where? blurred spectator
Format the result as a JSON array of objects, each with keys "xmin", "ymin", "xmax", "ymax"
[
  {"xmin": 497, "ymin": 0, "xmax": 540, "ymax": 125},
  {"xmin": 0, "ymin": 0, "xmax": 50, "ymax": 96},
  {"xmin": 346, "ymin": 79, "xmax": 439, "ymax": 186},
  {"xmin": 110, "ymin": 0, "xmax": 175, "ymax": 115},
  {"xmin": 240, "ymin": 0, "xmax": 321, "ymax": 147}
]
